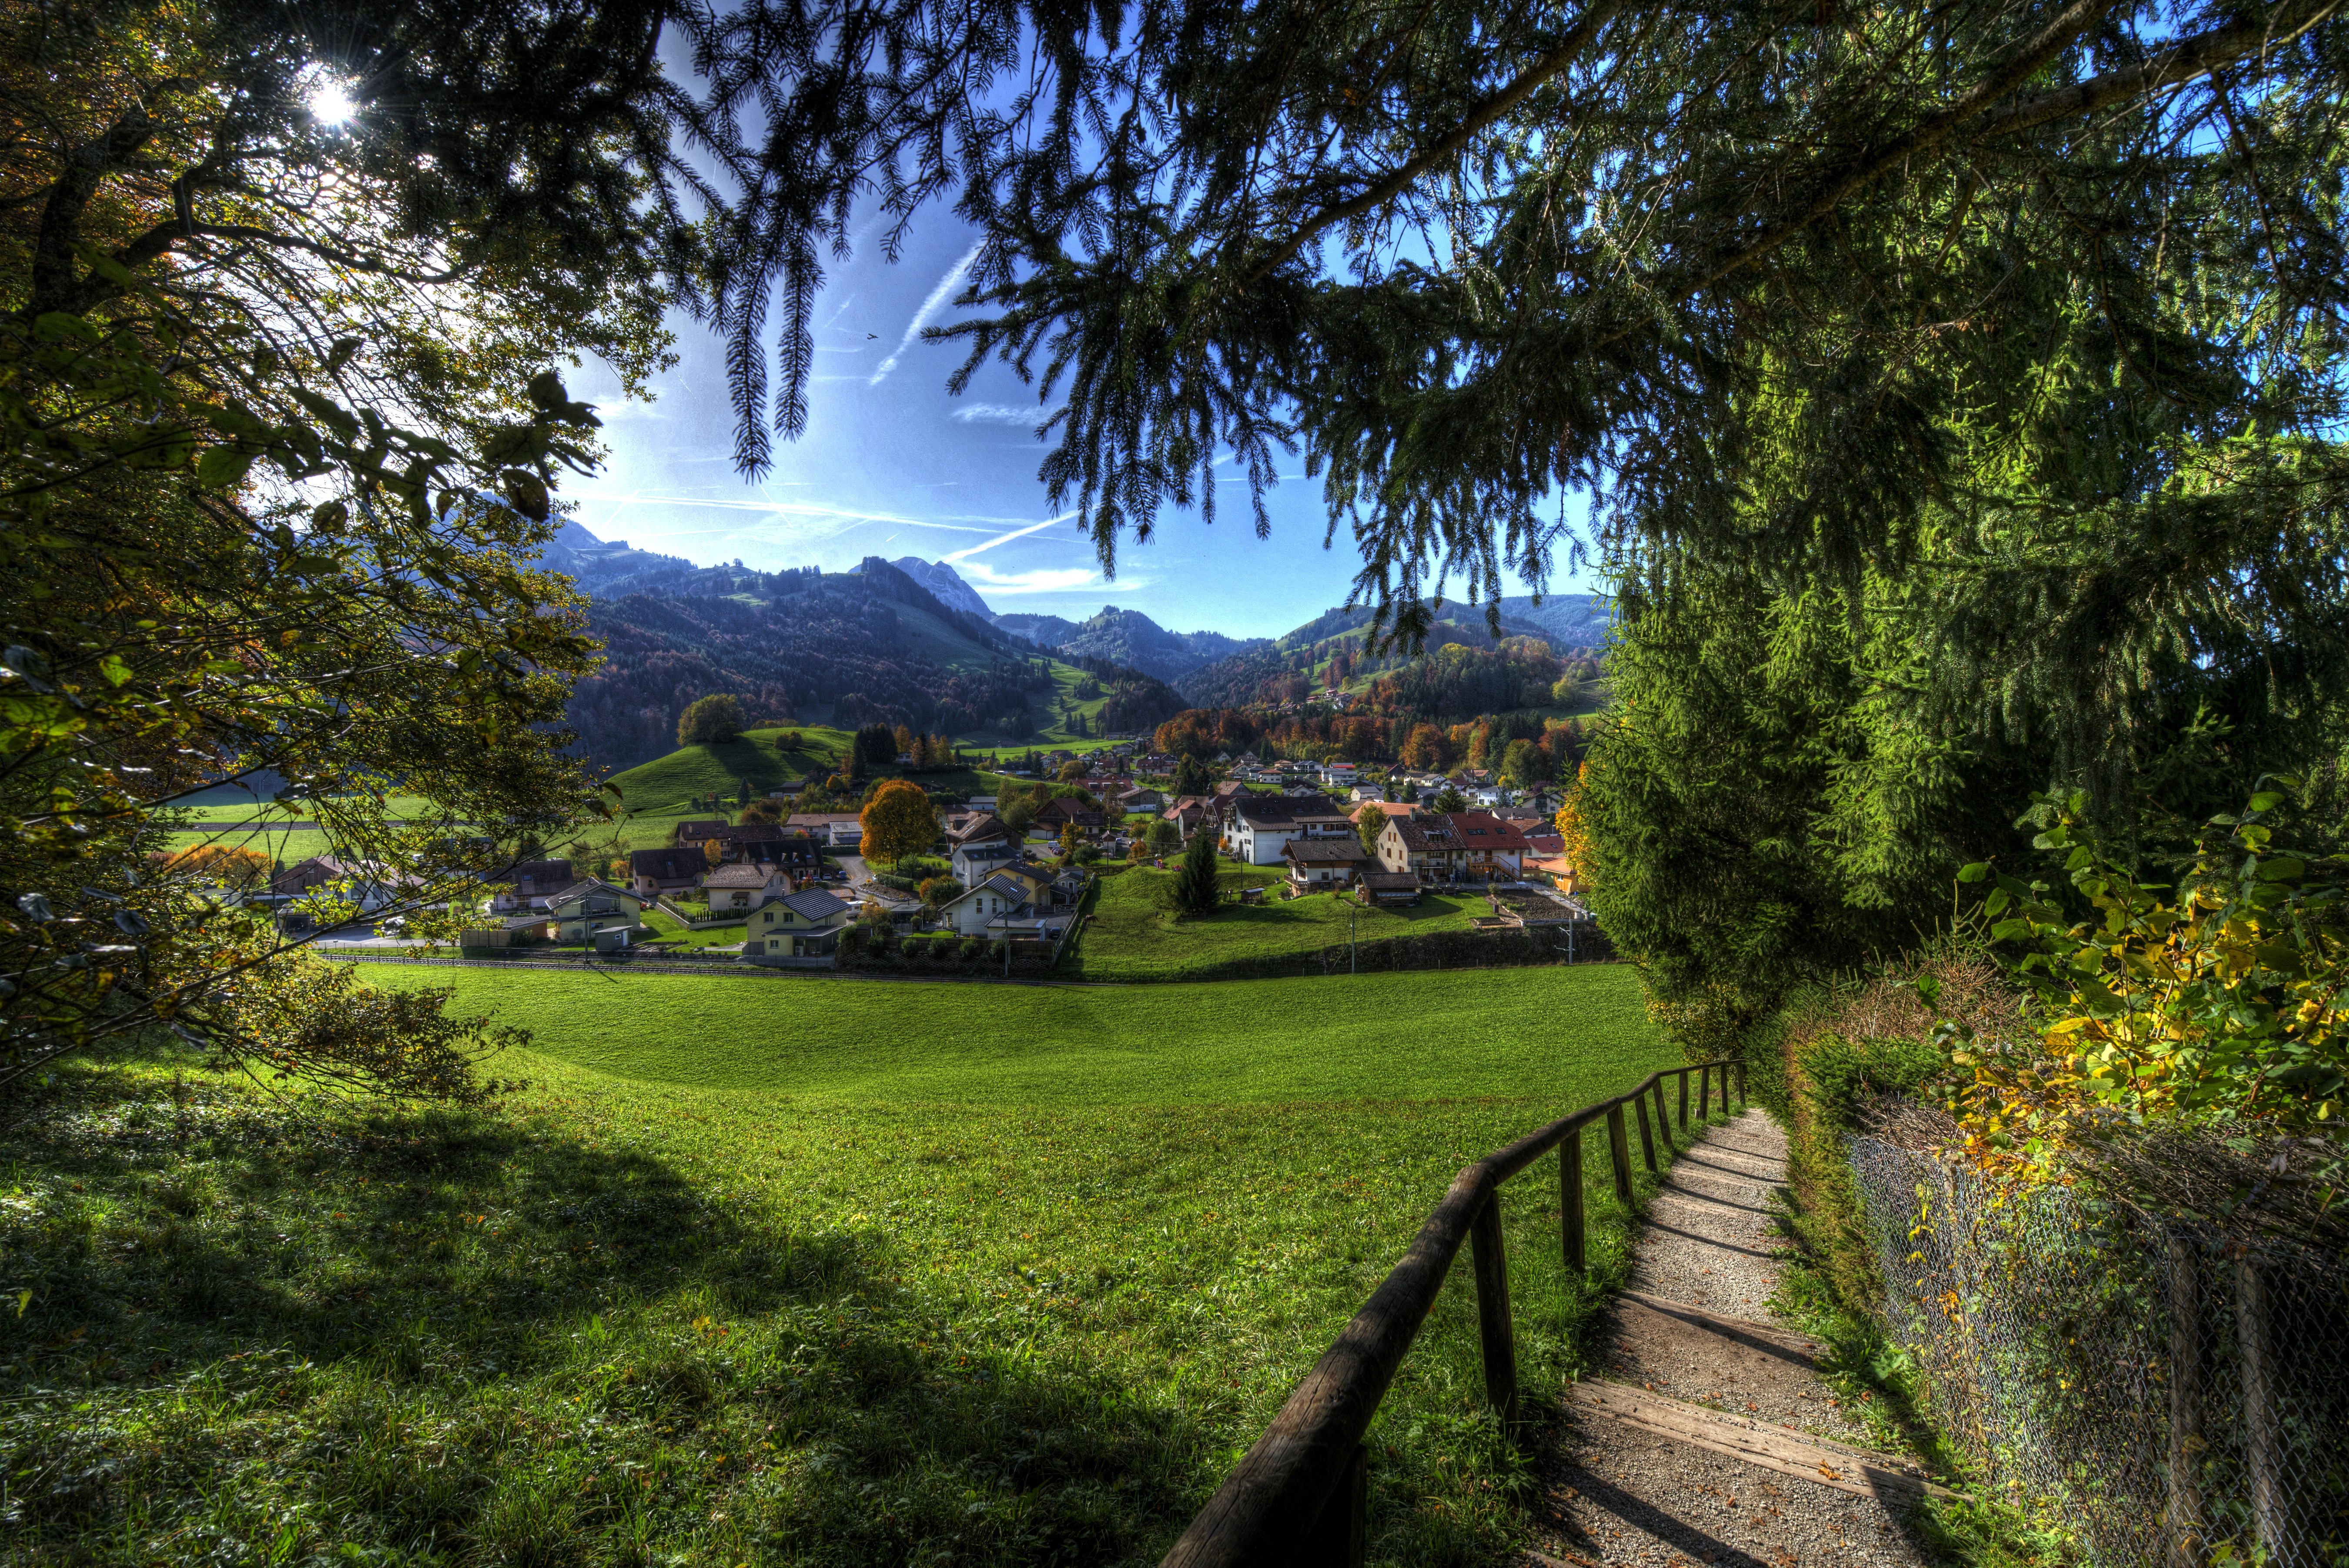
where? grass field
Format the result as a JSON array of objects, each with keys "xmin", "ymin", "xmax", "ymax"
[
  {"xmin": 3, "ymin": 965, "xmax": 1709, "ymax": 1567},
  {"xmin": 1068, "ymin": 865, "xmax": 1485, "ymax": 981}
]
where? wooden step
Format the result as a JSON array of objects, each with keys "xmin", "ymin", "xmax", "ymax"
[{"xmin": 1569, "ymin": 1379, "xmax": 1955, "ymax": 1504}]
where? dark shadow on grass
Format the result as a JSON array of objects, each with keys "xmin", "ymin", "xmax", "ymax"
[{"xmin": 0, "ymin": 1055, "xmax": 1219, "ymax": 1563}]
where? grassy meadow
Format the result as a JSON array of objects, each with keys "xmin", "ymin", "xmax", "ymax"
[
  {"xmin": 0, "ymin": 964, "xmax": 1717, "ymax": 1567},
  {"xmin": 1068, "ymin": 866, "xmax": 1486, "ymax": 981}
]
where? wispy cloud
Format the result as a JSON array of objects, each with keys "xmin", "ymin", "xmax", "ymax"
[
  {"xmin": 870, "ymin": 242, "xmax": 982, "ymax": 385},
  {"xmin": 956, "ymin": 562, "xmax": 1140, "ymax": 597},
  {"xmin": 949, "ymin": 401, "xmax": 1059, "ymax": 425},
  {"xmin": 940, "ymin": 514, "xmax": 1074, "ymax": 563}
]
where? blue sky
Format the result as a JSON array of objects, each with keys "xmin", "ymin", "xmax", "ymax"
[{"xmin": 565, "ymin": 217, "xmax": 1596, "ymax": 639}]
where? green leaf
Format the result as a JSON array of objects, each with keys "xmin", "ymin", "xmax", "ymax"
[
  {"xmin": 33, "ymin": 312, "xmax": 101, "ymax": 344},
  {"xmin": 194, "ymin": 447, "xmax": 256, "ymax": 489},
  {"xmin": 96, "ymin": 655, "xmax": 132, "ymax": 687},
  {"xmin": 1956, "ymin": 862, "xmax": 1990, "ymax": 883}
]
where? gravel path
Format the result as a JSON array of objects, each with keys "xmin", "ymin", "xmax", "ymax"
[{"xmin": 1529, "ymin": 1109, "xmax": 1941, "ymax": 1568}]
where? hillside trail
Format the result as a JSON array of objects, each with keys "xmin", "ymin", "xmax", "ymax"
[{"xmin": 1527, "ymin": 1109, "xmax": 1949, "ymax": 1568}]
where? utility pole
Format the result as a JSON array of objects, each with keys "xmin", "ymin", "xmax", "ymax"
[{"xmin": 1350, "ymin": 903, "xmax": 1358, "ymax": 974}]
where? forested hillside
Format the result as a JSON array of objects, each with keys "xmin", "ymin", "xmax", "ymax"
[
  {"xmin": 1175, "ymin": 602, "xmax": 1595, "ymax": 711},
  {"xmin": 542, "ymin": 529, "xmax": 1181, "ymax": 770}
]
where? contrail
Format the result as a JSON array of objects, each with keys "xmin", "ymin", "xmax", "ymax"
[{"xmin": 870, "ymin": 241, "xmax": 983, "ymax": 385}]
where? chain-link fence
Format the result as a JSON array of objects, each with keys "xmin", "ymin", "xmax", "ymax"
[{"xmin": 1847, "ymin": 1134, "xmax": 2349, "ymax": 1567}]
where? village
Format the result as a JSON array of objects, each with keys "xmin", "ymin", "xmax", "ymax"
[{"xmin": 253, "ymin": 739, "xmax": 1589, "ymax": 972}]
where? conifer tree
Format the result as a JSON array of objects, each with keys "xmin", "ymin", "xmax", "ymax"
[{"xmin": 1173, "ymin": 823, "xmax": 1222, "ymax": 917}]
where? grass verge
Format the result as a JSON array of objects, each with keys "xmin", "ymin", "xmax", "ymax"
[{"xmin": 5, "ymin": 966, "xmax": 1689, "ymax": 1566}]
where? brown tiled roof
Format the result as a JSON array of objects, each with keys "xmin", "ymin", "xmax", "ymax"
[
  {"xmin": 1283, "ymin": 838, "xmax": 1371, "ymax": 865},
  {"xmin": 1446, "ymin": 812, "xmax": 1534, "ymax": 852}
]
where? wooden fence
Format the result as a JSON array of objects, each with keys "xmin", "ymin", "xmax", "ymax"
[{"xmin": 1160, "ymin": 1057, "xmax": 1748, "ymax": 1568}]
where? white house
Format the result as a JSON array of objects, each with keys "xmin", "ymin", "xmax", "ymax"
[
  {"xmin": 1221, "ymin": 794, "xmax": 1355, "ymax": 866},
  {"xmin": 952, "ymin": 838, "xmax": 1021, "ymax": 886},
  {"xmin": 702, "ymin": 863, "xmax": 791, "ymax": 912},
  {"xmin": 938, "ymin": 872, "xmax": 1033, "ymax": 936}
]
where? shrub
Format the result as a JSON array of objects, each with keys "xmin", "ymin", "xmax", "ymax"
[
  {"xmin": 677, "ymin": 694, "xmax": 745, "ymax": 746},
  {"xmin": 960, "ymin": 936, "xmax": 984, "ymax": 960}
]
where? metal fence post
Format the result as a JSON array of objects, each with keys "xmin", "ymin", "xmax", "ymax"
[
  {"xmin": 1606, "ymin": 1104, "xmax": 1633, "ymax": 1203},
  {"xmin": 1299, "ymin": 1443, "xmax": 1368, "ymax": 1568},
  {"xmin": 1560, "ymin": 1130, "xmax": 1585, "ymax": 1274},
  {"xmin": 2167, "ymin": 1232, "xmax": 2205, "ymax": 1568},
  {"xmin": 1469, "ymin": 1190, "xmax": 1519, "ymax": 1428},
  {"xmin": 1633, "ymin": 1091, "xmax": 1658, "ymax": 1174}
]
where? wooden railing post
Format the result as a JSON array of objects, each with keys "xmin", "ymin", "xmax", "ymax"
[
  {"xmin": 1299, "ymin": 1443, "xmax": 1368, "ymax": 1568},
  {"xmin": 1676, "ymin": 1070, "xmax": 1690, "ymax": 1135},
  {"xmin": 1469, "ymin": 1190, "xmax": 1519, "ymax": 1428},
  {"xmin": 1735, "ymin": 1062, "xmax": 1747, "ymax": 1107},
  {"xmin": 1560, "ymin": 1129, "xmax": 1585, "ymax": 1273},
  {"xmin": 1633, "ymin": 1090, "xmax": 1659, "ymax": 1174},
  {"xmin": 1650, "ymin": 1079, "xmax": 1673, "ymax": 1149},
  {"xmin": 1606, "ymin": 1104, "xmax": 1633, "ymax": 1203},
  {"xmin": 1696, "ymin": 1064, "xmax": 1710, "ymax": 1120}
]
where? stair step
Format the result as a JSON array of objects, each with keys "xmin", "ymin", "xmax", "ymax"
[{"xmin": 1569, "ymin": 1379, "xmax": 1954, "ymax": 1503}]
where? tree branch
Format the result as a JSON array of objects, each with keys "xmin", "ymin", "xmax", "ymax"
[{"xmin": 1244, "ymin": 0, "xmax": 1626, "ymax": 284}]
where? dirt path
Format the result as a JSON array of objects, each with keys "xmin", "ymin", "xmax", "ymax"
[{"xmin": 1530, "ymin": 1109, "xmax": 1945, "ymax": 1568}]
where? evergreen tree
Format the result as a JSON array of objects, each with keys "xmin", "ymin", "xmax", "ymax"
[{"xmin": 1172, "ymin": 822, "xmax": 1222, "ymax": 917}]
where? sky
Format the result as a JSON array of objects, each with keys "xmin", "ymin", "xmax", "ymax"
[{"xmin": 563, "ymin": 217, "xmax": 1597, "ymax": 639}]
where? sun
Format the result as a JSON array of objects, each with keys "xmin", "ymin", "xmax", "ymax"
[{"xmin": 309, "ymin": 79, "xmax": 358, "ymax": 127}]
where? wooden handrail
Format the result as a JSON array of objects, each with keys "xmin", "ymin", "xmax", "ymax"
[{"xmin": 1160, "ymin": 1059, "xmax": 1748, "ymax": 1568}]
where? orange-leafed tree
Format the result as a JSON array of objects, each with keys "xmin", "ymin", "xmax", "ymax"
[{"xmin": 860, "ymin": 779, "xmax": 938, "ymax": 871}]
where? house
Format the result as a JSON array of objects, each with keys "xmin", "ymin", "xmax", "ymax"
[
  {"xmin": 545, "ymin": 880, "xmax": 645, "ymax": 943},
  {"xmin": 267, "ymin": 854, "xmax": 402, "ymax": 926},
  {"xmin": 948, "ymin": 811, "xmax": 1014, "ymax": 849},
  {"xmin": 746, "ymin": 886, "xmax": 853, "ymax": 958},
  {"xmin": 1356, "ymin": 869, "xmax": 1422, "ymax": 907},
  {"xmin": 701, "ymin": 863, "xmax": 792, "ymax": 912},
  {"xmin": 938, "ymin": 872, "xmax": 1034, "ymax": 936},
  {"xmin": 790, "ymin": 811, "xmax": 866, "ymax": 848},
  {"xmin": 952, "ymin": 835, "xmax": 1022, "ymax": 886},
  {"xmin": 671, "ymin": 819, "xmax": 734, "ymax": 855},
  {"xmin": 990, "ymin": 859, "xmax": 1056, "ymax": 906},
  {"xmin": 1222, "ymin": 793, "xmax": 1355, "ymax": 866},
  {"xmin": 1347, "ymin": 784, "xmax": 1386, "ymax": 805},
  {"xmin": 1161, "ymin": 796, "xmax": 1212, "ymax": 839},
  {"xmin": 1448, "ymin": 812, "xmax": 1533, "ymax": 878},
  {"xmin": 1375, "ymin": 816, "xmax": 1466, "ymax": 881},
  {"xmin": 1282, "ymin": 837, "xmax": 1372, "ymax": 892},
  {"xmin": 1466, "ymin": 786, "xmax": 1508, "ymax": 808},
  {"xmin": 738, "ymin": 832, "xmax": 823, "ymax": 877},
  {"xmin": 1372, "ymin": 812, "xmax": 1530, "ymax": 882},
  {"xmin": 1211, "ymin": 779, "xmax": 1250, "ymax": 806},
  {"xmin": 1116, "ymin": 786, "xmax": 1165, "ymax": 813},
  {"xmin": 487, "ymin": 859, "xmax": 574, "ymax": 914},
  {"xmin": 1034, "ymin": 795, "xmax": 1106, "ymax": 833},
  {"xmin": 628, "ymin": 847, "xmax": 706, "ymax": 898}
]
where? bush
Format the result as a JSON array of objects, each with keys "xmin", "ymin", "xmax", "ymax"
[
  {"xmin": 837, "ymin": 926, "xmax": 868, "ymax": 959},
  {"xmin": 960, "ymin": 936, "xmax": 985, "ymax": 960},
  {"xmin": 987, "ymin": 939, "xmax": 1008, "ymax": 963},
  {"xmin": 677, "ymin": 693, "xmax": 745, "ymax": 746}
]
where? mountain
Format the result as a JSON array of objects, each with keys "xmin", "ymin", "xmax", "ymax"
[
  {"xmin": 1031, "ymin": 605, "xmax": 1268, "ymax": 683},
  {"xmin": 991, "ymin": 612, "xmax": 1081, "ymax": 646},
  {"xmin": 1493, "ymin": 593, "xmax": 1613, "ymax": 650},
  {"xmin": 537, "ymin": 531, "xmax": 1183, "ymax": 770},
  {"xmin": 889, "ymin": 557, "xmax": 997, "ymax": 619},
  {"xmin": 1174, "ymin": 601, "xmax": 1572, "ymax": 709}
]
